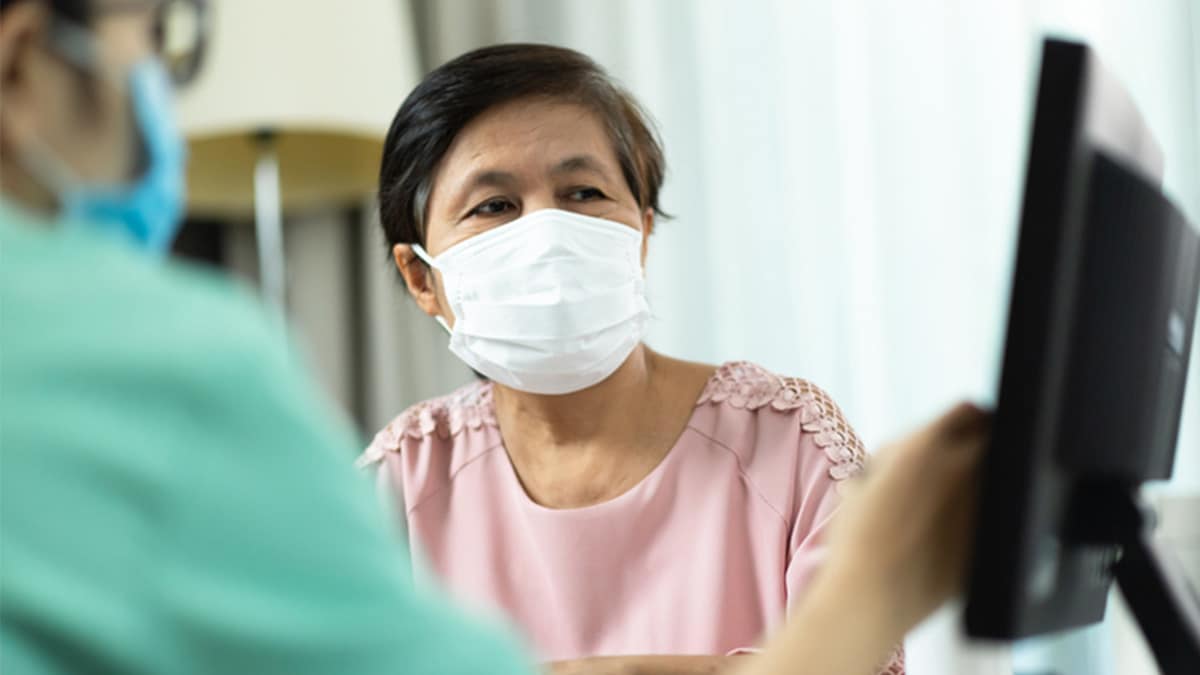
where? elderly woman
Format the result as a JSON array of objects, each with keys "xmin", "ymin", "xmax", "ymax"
[{"xmin": 359, "ymin": 44, "xmax": 902, "ymax": 675}]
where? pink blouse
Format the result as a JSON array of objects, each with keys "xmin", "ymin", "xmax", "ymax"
[{"xmin": 358, "ymin": 361, "xmax": 903, "ymax": 673}]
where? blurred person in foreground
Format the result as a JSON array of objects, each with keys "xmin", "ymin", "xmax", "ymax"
[{"xmin": 0, "ymin": 1, "xmax": 985, "ymax": 674}]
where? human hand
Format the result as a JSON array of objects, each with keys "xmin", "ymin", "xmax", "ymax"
[
  {"xmin": 729, "ymin": 404, "xmax": 988, "ymax": 675},
  {"xmin": 823, "ymin": 402, "xmax": 989, "ymax": 634},
  {"xmin": 546, "ymin": 655, "xmax": 728, "ymax": 675}
]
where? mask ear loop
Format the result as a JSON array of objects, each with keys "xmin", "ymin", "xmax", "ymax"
[
  {"xmin": 433, "ymin": 315, "xmax": 452, "ymax": 336},
  {"xmin": 411, "ymin": 243, "xmax": 454, "ymax": 336},
  {"xmin": 410, "ymin": 242, "xmax": 437, "ymax": 267}
]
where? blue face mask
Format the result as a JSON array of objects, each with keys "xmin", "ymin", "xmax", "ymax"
[
  {"xmin": 63, "ymin": 60, "xmax": 187, "ymax": 255},
  {"xmin": 20, "ymin": 28, "xmax": 187, "ymax": 256}
]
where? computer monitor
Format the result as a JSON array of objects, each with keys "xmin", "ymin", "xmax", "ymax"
[{"xmin": 963, "ymin": 38, "xmax": 1200, "ymax": 673}]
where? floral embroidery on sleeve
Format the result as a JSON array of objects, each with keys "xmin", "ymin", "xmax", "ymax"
[
  {"xmin": 355, "ymin": 381, "xmax": 497, "ymax": 468},
  {"xmin": 697, "ymin": 362, "xmax": 866, "ymax": 480}
]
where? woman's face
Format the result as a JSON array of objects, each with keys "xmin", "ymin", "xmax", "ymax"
[
  {"xmin": 0, "ymin": 4, "xmax": 157, "ymax": 212},
  {"xmin": 394, "ymin": 97, "xmax": 653, "ymax": 325}
]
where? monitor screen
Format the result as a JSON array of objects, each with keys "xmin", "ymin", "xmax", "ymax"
[{"xmin": 964, "ymin": 37, "xmax": 1200, "ymax": 639}]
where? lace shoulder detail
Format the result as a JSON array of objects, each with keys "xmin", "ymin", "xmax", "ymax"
[
  {"xmin": 697, "ymin": 361, "xmax": 866, "ymax": 480},
  {"xmin": 355, "ymin": 380, "xmax": 496, "ymax": 468}
]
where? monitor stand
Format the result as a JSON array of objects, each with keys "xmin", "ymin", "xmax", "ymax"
[{"xmin": 1070, "ymin": 483, "xmax": 1200, "ymax": 674}]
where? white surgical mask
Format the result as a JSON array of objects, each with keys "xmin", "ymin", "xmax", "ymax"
[{"xmin": 412, "ymin": 208, "xmax": 650, "ymax": 395}]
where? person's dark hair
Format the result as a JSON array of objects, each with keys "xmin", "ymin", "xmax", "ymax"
[
  {"xmin": 0, "ymin": 0, "xmax": 91, "ymax": 24},
  {"xmin": 378, "ymin": 43, "xmax": 667, "ymax": 250}
]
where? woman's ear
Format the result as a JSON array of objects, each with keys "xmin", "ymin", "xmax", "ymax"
[
  {"xmin": 639, "ymin": 208, "xmax": 655, "ymax": 266},
  {"xmin": 0, "ymin": 4, "xmax": 45, "ymax": 136},
  {"xmin": 0, "ymin": 3, "xmax": 52, "ymax": 204},
  {"xmin": 393, "ymin": 243, "xmax": 444, "ymax": 318}
]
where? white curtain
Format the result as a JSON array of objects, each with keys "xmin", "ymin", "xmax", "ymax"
[
  {"xmin": 375, "ymin": 0, "xmax": 1200, "ymax": 672},
  {"xmin": 409, "ymin": 0, "xmax": 1199, "ymax": 468}
]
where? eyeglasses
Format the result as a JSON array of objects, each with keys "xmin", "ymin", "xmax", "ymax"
[
  {"xmin": 95, "ymin": 0, "xmax": 210, "ymax": 86},
  {"xmin": 153, "ymin": 0, "xmax": 208, "ymax": 86}
]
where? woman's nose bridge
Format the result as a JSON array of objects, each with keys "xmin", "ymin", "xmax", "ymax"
[{"xmin": 523, "ymin": 184, "xmax": 560, "ymax": 214}]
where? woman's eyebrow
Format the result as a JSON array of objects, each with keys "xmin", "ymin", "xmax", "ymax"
[
  {"xmin": 550, "ymin": 155, "xmax": 611, "ymax": 179},
  {"xmin": 460, "ymin": 169, "xmax": 520, "ymax": 193},
  {"xmin": 444, "ymin": 169, "xmax": 519, "ymax": 215}
]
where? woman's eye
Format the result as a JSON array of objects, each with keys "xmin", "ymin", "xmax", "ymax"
[
  {"xmin": 470, "ymin": 198, "xmax": 514, "ymax": 217},
  {"xmin": 568, "ymin": 187, "xmax": 606, "ymax": 202}
]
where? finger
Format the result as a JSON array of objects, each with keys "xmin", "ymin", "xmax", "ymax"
[
  {"xmin": 939, "ymin": 464, "xmax": 982, "ymax": 594},
  {"xmin": 929, "ymin": 402, "xmax": 991, "ymax": 440},
  {"xmin": 914, "ymin": 406, "xmax": 990, "ymax": 475},
  {"xmin": 876, "ymin": 403, "xmax": 989, "ymax": 464}
]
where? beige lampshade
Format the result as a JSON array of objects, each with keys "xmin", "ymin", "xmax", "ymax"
[{"xmin": 176, "ymin": 0, "xmax": 420, "ymax": 217}]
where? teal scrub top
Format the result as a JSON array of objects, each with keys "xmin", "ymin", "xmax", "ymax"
[{"xmin": 0, "ymin": 202, "xmax": 531, "ymax": 675}]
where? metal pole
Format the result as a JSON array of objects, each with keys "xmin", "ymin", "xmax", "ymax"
[{"xmin": 253, "ymin": 130, "xmax": 285, "ymax": 309}]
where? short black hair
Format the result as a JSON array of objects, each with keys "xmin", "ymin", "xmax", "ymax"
[
  {"xmin": 378, "ymin": 43, "xmax": 667, "ymax": 249},
  {"xmin": 0, "ymin": 0, "xmax": 91, "ymax": 23}
]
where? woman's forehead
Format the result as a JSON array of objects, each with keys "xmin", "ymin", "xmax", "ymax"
[{"xmin": 438, "ymin": 99, "xmax": 621, "ymax": 180}]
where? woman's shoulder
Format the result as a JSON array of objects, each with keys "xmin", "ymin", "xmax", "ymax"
[
  {"xmin": 355, "ymin": 379, "xmax": 498, "ymax": 468},
  {"xmin": 693, "ymin": 361, "xmax": 866, "ymax": 481}
]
